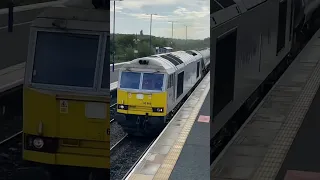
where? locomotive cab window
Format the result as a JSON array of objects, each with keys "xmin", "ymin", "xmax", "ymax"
[
  {"xmin": 177, "ymin": 71, "xmax": 184, "ymax": 98},
  {"xmin": 119, "ymin": 71, "xmax": 165, "ymax": 91},
  {"xmin": 142, "ymin": 73, "xmax": 164, "ymax": 91},
  {"xmin": 119, "ymin": 72, "xmax": 141, "ymax": 89},
  {"xmin": 31, "ymin": 31, "xmax": 100, "ymax": 88},
  {"xmin": 196, "ymin": 62, "xmax": 200, "ymax": 78}
]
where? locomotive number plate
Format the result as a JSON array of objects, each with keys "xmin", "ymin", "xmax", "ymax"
[{"xmin": 136, "ymin": 94, "xmax": 144, "ymax": 99}]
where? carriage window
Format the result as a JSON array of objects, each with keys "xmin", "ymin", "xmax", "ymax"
[
  {"xmin": 101, "ymin": 35, "xmax": 110, "ymax": 89},
  {"xmin": 142, "ymin": 73, "xmax": 164, "ymax": 91},
  {"xmin": 120, "ymin": 72, "xmax": 141, "ymax": 89}
]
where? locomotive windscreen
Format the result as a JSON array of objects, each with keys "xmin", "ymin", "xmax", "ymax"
[
  {"xmin": 120, "ymin": 72, "xmax": 141, "ymax": 89},
  {"xmin": 119, "ymin": 72, "xmax": 164, "ymax": 91},
  {"xmin": 32, "ymin": 31, "xmax": 100, "ymax": 87},
  {"xmin": 142, "ymin": 73, "xmax": 164, "ymax": 91}
]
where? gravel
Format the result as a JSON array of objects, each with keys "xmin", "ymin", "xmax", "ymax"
[
  {"xmin": 0, "ymin": 134, "xmax": 26, "ymax": 180},
  {"xmin": 110, "ymin": 137, "xmax": 153, "ymax": 180},
  {"xmin": 0, "ymin": 117, "xmax": 22, "ymax": 143},
  {"xmin": 110, "ymin": 122, "xmax": 126, "ymax": 147}
]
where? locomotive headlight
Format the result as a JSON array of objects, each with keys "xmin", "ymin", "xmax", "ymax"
[
  {"xmin": 33, "ymin": 138, "xmax": 44, "ymax": 149},
  {"xmin": 152, "ymin": 107, "xmax": 164, "ymax": 112},
  {"xmin": 118, "ymin": 104, "xmax": 128, "ymax": 110}
]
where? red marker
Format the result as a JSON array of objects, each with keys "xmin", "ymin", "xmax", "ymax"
[{"xmin": 198, "ymin": 115, "xmax": 210, "ymax": 123}]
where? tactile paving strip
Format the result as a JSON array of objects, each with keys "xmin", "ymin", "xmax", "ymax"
[{"xmin": 252, "ymin": 50, "xmax": 320, "ymax": 179}]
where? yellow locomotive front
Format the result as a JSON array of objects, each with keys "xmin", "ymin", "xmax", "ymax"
[
  {"xmin": 115, "ymin": 59, "xmax": 168, "ymax": 136},
  {"xmin": 22, "ymin": 7, "xmax": 109, "ymax": 179}
]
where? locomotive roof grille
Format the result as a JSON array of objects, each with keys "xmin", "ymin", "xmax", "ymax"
[
  {"xmin": 167, "ymin": 54, "xmax": 184, "ymax": 64},
  {"xmin": 160, "ymin": 55, "xmax": 181, "ymax": 66},
  {"xmin": 185, "ymin": 50, "xmax": 197, "ymax": 56}
]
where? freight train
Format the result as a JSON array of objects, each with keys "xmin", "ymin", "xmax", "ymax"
[
  {"xmin": 211, "ymin": 0, "xmax": 320, "ymax": 153},
  {"xmin": 115, "ymin": 48, "xmax": 210, "ymax": 136},
  {"xmin": 21, "ymin": 1, "xmax": 110, "ymax": 180}
]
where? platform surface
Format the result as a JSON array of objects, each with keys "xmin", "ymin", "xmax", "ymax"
[
  {"xmin": 125, "ymin": 72, "xmax": 210, "ymax": 180},
  {"xmin": 211, "ymin": 30, "xmax": 320, "ymax": 179},
  {"xmin": 276, "ymin": 70, "xmax": 320, "ymax": 179},
  {"xmin": 169, "ymin": 93, "xmax": 210, "ymax": 180}
]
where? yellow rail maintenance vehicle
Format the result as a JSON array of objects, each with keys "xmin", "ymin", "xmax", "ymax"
[
  {"xmin": 22, "ymin": 2, "xmax": 109, "ymax": 180},
  {"xmin": 115, "ymin": 50, "xmax": 210, "ymax": 136}
]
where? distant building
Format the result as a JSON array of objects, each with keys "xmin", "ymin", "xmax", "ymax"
[{"xmin": 155, "ymin": 47, "xmax": 173, "ymax": 54}]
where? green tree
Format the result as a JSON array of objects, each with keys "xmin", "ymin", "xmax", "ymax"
[
  {"xmin": 124, "ymin": 47, "xmax": 135, "ymax": 61},
  {"xmin": 117, "ymin": 34, "xmax": 135, "ymax": 48},
  {"xmin": 137, "ymin": 41, "xmax": 152, "ymax": 57}
]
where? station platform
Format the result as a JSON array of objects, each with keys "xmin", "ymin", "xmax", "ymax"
[
  {"xmin": 125, "ymin": 72, "xmax": 210, "ymax": 180},
  {"xmin": 0, "ymin": 63, "xmax": 24, "ymax": 93},
  {"xmin": 211, "ymin": 29, "xmax": 320, "ymax": 179},
  {"xmin": 0, "ymin": 62, "xmax": 122, "ymax": 94}
]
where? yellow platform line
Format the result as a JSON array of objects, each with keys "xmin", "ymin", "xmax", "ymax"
[{"xmin": 153, "ymin": 75, "xmax": 210, "ymax": 180}]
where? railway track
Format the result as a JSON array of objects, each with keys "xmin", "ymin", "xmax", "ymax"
[
  {"xmin": 0, "ymin": 131, "xmax": 24, "ymax": 180},
  {"xmin": 110, "ymin": 135, "xmax": 154, "ymax": 180},
  {"xmin": 121, "ymin": 138, "xmax": 154, "ymax": 180},
  {"xmin": 110, "ymin": 103, "xmax": 117, "ymax": 123}
]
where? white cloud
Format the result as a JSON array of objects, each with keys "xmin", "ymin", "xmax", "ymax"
[{"xmin": 110, "ymin": 0, "xmax": 209, "ymax": 39}]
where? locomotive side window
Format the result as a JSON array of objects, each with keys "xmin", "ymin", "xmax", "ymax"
[
  {"xmin": 177, "ymin": 71, "xmax": 184, "ymax": 98},
  {"xmin": 196, "ymin": 62, "xmax": 200, "ymax": 78},
  {"xmin": 32, "ymin": 32, "xmax": 99, "ymax": 87},
  {"xmin": 101, "ymin": 34, "xmax": 110, "ymax": 89},
  {"xmin": 213, "ymin": 29, "xmax": 237, "ymax": 118},
  {"xmin": 276, "ymin": 0, "xmax": 288, "ymax": 54}
]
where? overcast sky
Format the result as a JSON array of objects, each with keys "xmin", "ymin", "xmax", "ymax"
[{"xmin": 110, "ymin": 0, "xmax": 210, "ymax": 40}]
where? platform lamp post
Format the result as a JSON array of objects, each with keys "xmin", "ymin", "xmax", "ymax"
[
  {"xmin": 147, "ymin": 13, "xmax": 157, "ymax": 54},
  {"xmin": 184, "ymin": 25, "xmax": 188, "ymax": 44},
  {"xmin": 110, "ymin": 0, "xmax": 123, "ymax": 72},
  {"xmin": 168, "ymin": 21, "xmax": 177, "ymax": 46}
]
